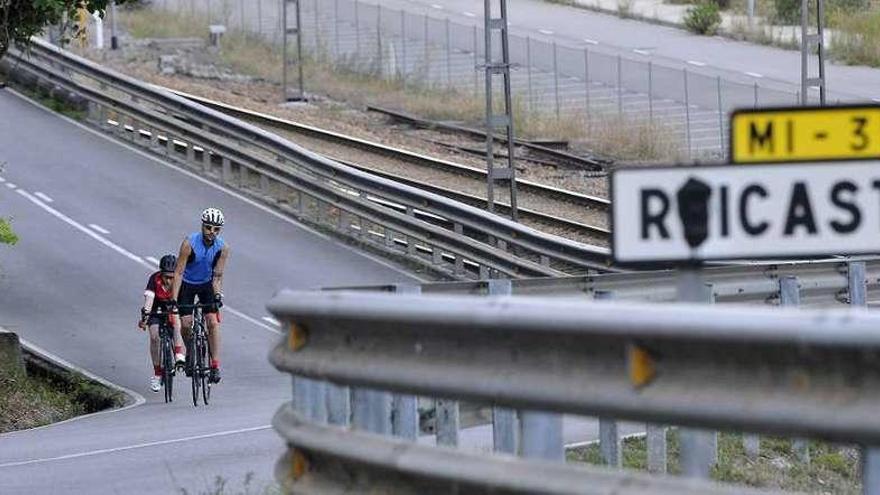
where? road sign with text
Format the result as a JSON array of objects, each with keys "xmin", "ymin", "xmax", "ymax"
[
  {"xmin": 731, "ymin": 105, "xmax": 880, "ymax": 164},
  {"xmin": 611, "ymin": 161, "xmax": 880, "ymax": 264}
]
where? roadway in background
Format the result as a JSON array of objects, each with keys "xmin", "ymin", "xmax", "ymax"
[{"xmin": 0, "ymin": 87, "xmax": 417, "ymax": 494}]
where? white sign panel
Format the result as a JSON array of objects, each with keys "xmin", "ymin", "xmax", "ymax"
[{"xmin": 611, "ymin": 161, "xmax": 880, "ymax": 264}]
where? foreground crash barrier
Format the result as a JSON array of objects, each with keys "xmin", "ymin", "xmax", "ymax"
[{"xmin": 268, "ymin": 290, "xmax": 880, "ymax": 494}]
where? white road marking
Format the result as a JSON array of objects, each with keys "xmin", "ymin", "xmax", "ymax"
[
  {"xmin": 6, "ymin": 86, "xmax": 427, "ymax": 288},
  {"xmin": 430, "ymin": 3, "xmax": 444, "ymax": 9},
  {"xmin": 0, "ymin": 177, "xmax": 6, "ymax": 183},
  {"xmin": 145, "ymin": 256, "xmax": 160, "ymax": 265},
  {"xmin": 19, "ymin": 188, "xmax": 282, "ymax": 334},
  {"xmin": 463, "ymin": 11, "xmax": 476, "ymax": 17},
  {"xmin": 88, "ymin": 223, "xmax": 110, "ymax": 235},
  {"xmin": 0, "ymin": 425, "xmax": 272, "ymax": 468},
  {"xmin": 687, "ymin": 60, "xmax": 706, "ymax": 67},
  {"xmin": 34, "ymin": 192, "xmax": 54, "ymax": 203},
  {"xmin": 538, "ymin": 28, "xmax": 554, "ymax": 35},
  {"xmin": 583, "ymin": 38, "xmax": 599, "ymax": 45},
  {"xmin": 6, "ymin": 182, "xmax": 15, "ymax": 189},
  {"xmin": 18, "ymin": 189, "xmax": 144, "ymax": 264},
  {"xmin": 745, "ymin": 71, "xmax": 763, "ymax": 78},
  {"xmin": 262, "ymin": 316, "xmax": 281, "ymax": 327},
  {"xmin": 633, "ymin": 49, "xmax": 651, "ymax": 55}
]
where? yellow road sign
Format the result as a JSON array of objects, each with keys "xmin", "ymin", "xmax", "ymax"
[{"xmin": 731, "ymin": 106, "xmax": 880, "ymax": 163}]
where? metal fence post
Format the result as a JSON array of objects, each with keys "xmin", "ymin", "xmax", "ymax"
[
  {"xmin": 717, "ymin": 76, "xmax": 724, "ymax": 154},
  {"xmin": 445, "ymin": 18, "xmax": 452, "ymax": 89},
  {"xmin": 684, "ymin": 68, "xmax": 692, "ymax": 159},
  {"xmin": 678, "ymin": 274, "xmax": 716, "ymax": 479},
  {"xmin": 424, "ymin": 14, "xmax": 429, "ymax": 83},
  {"xmin": 257, "ymin": 0, "xmax": 263, "ymax": 35},
  {"xmin": 334, "ymin": 0, "xmax": 339, "ymax": 58},
  {"xmin": 617, "ymin": 54, "xmax": 623, "ymax": 117},
  {"xmin": 314, "ymin": 0, "xmax": 320, "ymax": 55},
  {"xmin": 401, "ymin": 10, "xmax": 407, "ymax": 85},
  {"xmin": 473, "ymin": 25, "xmax": 479, "ymax": 97},
  {"xmin": 553, "ymin": 41, "xmax": 560, "ymax": 120},
  {"xmin": 849, "ymin": 261, "xmax": 867, "ymax": 307},
  {"xmin": 354, "ymin": 0, "xmax": 360, "ymax": 63},
  {"xmin": 489, "ymin": 279, "xmax": 518, "ymax": 454},
  {"xmin": 392, "ymin": 284, "xmax": 420, "ymax": 440},
  {"xmin": 436, "ymin": 398, "xmax": 460, "ymax": 446},
  {"xmin": 595, "ymin": 289, "xmax": 621, "ymax": 468},
  {"xmin": 376, "ymin": 5, "xmax": 383, "ymax": 76},
  {"xmin": 648, "ymin": 61, "xmax": 653, "ymax": 124},
  {"xmin": 527, "ymin": 37, "xmax": 533, "ymax": 114},
  {"xmin": 583, "ymin": 48, "xmax": 590, "ymax": 126}
]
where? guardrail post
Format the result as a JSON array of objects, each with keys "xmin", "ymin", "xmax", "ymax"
[
  {"xmin": 678, "ymin": 272, "xmax": 716, "ymax": 479},
  {"xmin": 392, "ymin": 284, "xmax": 420, "ymax": 441},
  {"xmin": 848, "ymin": 261, "xmax": 879, "ymax": 493},
  {"xmin": 326, "ymin": 381, "xmax": 351, "ymax": 426},
  {"xmin": 521, "ymin": 410, "xmax": 564, "ymax": 461},
  {"xmin": 352, "ymin": 387, "xmax": 393, "ymax": 435},
  {"xmin": 436, "ymin": 398, "xmax": 459, "ymax": 447},
  {"xmin": 779, "ymin": 276, "xmax": 809, "ymax": 464},
  {"xmin": 647, "ymin": 424, "xmax": 667, "ymax": 473},
  {"xmin": 222, "ymin": 157, "xmax": 232, "ymax": 184},
  {"xmin": 594, "ymin": 290, "xmax": 621, "ymax": 468},
  {"xmin": 293, "ymin": 376, "xmax": 326, "ymax": 423},
  {"xmin": 202, "ymin": 147, "xmax": 212, "ymax": 173},
  {"xmin": 489, "ymin": 278, "xmax": 518, "ymax": 454}
]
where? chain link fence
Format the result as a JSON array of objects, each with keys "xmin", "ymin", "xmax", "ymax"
[{"xmin": 154, "ymin": 0, "xmax": 859, "ymax": 159}]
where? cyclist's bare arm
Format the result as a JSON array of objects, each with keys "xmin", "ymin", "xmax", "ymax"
[
  {"xmin": 140, "ymin": 290, "xmax": 156, "ymax": 329},
  {"xmin": 212, "ymin": 245, "xmax": 230, "ymax": 296},
  {"xmin": 172, "ymin": 238, "xmax": 192, "ymax": 301}
]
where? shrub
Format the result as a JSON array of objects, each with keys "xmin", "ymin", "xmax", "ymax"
[
  {"xmin": 771, "ymin": 0, "xmax": 801, "ymax": 24},
  {"xmin": 684, "ymin": 2, "xmax": 722, "ymax": 35}
]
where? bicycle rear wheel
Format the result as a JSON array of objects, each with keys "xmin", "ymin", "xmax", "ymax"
[{"xmin": 162, "ymin": 336, "xmax": 173, "ymax": 403}]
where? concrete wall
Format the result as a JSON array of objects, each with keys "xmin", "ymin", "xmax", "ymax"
[{"xmin": 0, "ymin": 327, "xmax": 26, "ymax": 377}]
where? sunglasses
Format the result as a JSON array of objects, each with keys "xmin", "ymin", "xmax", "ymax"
[
  {"xmin": 161, "ymin": 274, "xmax": 174, "ymax": 281},
  {"xmin": 202, "ymin": 224, "xmax": 222, "ymax": 233}
]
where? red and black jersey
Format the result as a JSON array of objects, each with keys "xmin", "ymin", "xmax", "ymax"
[{"xmin": 145, "ymin": 271, "xmax": 174, "ymax": 315}]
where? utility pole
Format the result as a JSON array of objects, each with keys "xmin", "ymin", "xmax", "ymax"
[
  {"xmin": 483, "ymin": 0, "xmax": 518, "ymax": 221},
  {"xmin": 800, "ymin": 0, "xmax": 826, "ymax": 105},
  {"xmin": 282, "ymin": 0, "xmax": 306, "ymax": 101}
]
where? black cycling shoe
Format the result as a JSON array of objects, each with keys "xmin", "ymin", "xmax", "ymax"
[
  {"xmin": 208, "ymin": 368, "xmax": 221, "ymax": 384},
  {"xmin": 184, "ymin": 355, "xmax": 193, "ymax": 377}
]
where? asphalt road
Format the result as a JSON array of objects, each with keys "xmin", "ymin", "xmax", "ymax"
[{"xmin": 0, "ymin": 88, "xmax": 418, "ymax": 494}]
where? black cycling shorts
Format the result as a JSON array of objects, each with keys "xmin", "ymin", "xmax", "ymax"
[{"xmin": 178, "ymin": 281, "xmax": 219, "ymax": 316}]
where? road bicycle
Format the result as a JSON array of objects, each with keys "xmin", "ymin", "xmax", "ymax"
[
  {"xmin": 145, "ymin": 309, "xmax": 176, "ymax": 403},
  {"xmin": 180, "ymin": 303, "xmax": 214, "ymax": 406}
]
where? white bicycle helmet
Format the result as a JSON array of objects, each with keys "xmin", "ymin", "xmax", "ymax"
[{"xmin": 201, "ymin": 207, "xmax": 225, "ymax": 226}]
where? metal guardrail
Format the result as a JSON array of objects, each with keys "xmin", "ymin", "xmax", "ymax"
[
  {"xmin": 1, "ymin": 39, "xmax": 612, "ymax": 279},
  {"xmin": 335, "ymin": 256, "xmax": 880, "ymax": 307},
  {"xmin": 268, "ymin": 289, "xmax": 880, "ymax": 493}
]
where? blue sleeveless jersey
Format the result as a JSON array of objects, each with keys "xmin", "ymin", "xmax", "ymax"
[{"xmin": 183, "ymin": 232, "xmax": 225, "ymax": 284}]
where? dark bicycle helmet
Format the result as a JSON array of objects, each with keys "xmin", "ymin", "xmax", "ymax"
[{"xmin": 159, "ymin": 254, "xmax": 177, "ymax": 273}]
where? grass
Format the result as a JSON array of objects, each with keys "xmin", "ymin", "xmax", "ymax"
[
  {"xmin": 178, "ymin": 473, "xmax": 282, "ymax": 495},
  {"xmin": 567, "ymin": 429, "xmax": 860, "ymax": 493},
  {"xmin": 115, "ymin": 7, "xmax": 681, "ymax": 162},
  {"xmin": 828, "ymin": 9, "xmax": 880, "ymax": 67}
]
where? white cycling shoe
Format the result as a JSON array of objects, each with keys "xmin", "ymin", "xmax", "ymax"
[
  {"xmin": 175, "ymin": 353, "xmax": 186, "ymax": 368},
  {"xmin": 150, "ymin": 375, "xmax": 161, "ymax": 393}
]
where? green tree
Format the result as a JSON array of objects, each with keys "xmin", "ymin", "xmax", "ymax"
[{"xmin": 0, "ymin": 0, "xmax": 135, "ymax": 59}]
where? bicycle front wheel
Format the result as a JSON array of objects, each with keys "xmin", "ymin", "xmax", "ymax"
[
  {"xmin": 190, "ymin": 335, "xmax": 200, "ymax": 407},
  {"xmin": 199, "ymin": 334, "xmax": 210, "ymax": 405}
]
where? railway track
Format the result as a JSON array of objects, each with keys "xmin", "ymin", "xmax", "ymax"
[{"xmin": 165, "ymin": 87, "xmax": 610, "ymax": 246}]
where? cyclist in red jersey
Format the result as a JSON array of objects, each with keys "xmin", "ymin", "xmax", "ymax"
[{"xmin": 139, "ymin": 254, "xmax": 185, "ymax": 393}]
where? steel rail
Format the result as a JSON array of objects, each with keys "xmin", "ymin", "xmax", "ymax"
[
  {"xmin": 330, "ymin": 257, "xmax": 880, "ymax": 307},
  {"xmin": 4, "ymin": 39, "xmax": 613, "ymax": 276},
  {"xmin": 164, "ymin": 88, "xmax": 612, "ymax": 217},
  {"xmin": 269, "ymin": 290, "xmax": 880, "ymax": 444},
  {"xmin": 271, "ymin": 404, "xmax": 767, "ymax": 495}
]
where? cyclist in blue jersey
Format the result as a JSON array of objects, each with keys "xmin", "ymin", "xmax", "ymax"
[{"xmin": 171, "ymin": 207, "xmax": 230, "ymax": 384}]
